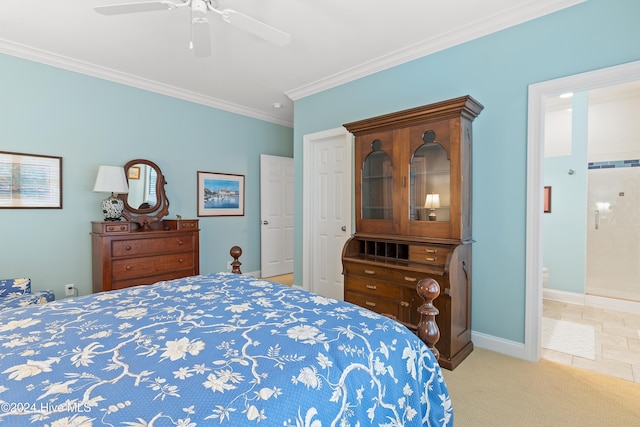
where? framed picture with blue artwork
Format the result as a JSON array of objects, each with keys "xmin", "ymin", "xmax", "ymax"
[
  {"xmin": 0, "ymin": 151, "xmax": 62, "ymax": 209},
  {"xmin": 197, "ymin": 171, "xmax": 244, "ymax": 217}
]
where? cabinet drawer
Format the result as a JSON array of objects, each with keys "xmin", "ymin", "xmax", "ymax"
[
  {"xmin": 409, "ymin": 245, "xmax": 450, "ymax": 264},
  {"xmin": 164, "ymin": 219, "xmax": 198, "ymax": 231},
  {"xmin": 111, "ymin": 270, "xmax": 195, "ymax": 290},
  {"xmin": 345, "ymin": 276, "xmax": 401, "ymax": 299},
  {"xmin": 345, "ymin": 291, "xmax": 399, "ymax": 318},
  {"xmin": 93, "ymin": 222, "xmax": 131, "ymax": 233},
  {"xmin": 112, "ymin": 252, "xmax": 194, "ymax": 280},
  {"xmin": 343, "ymin": 261, "xmax": 427, "ymax": 285},
  {"xmin": 112, "ymin": 235, "xmax": 194, "ymax": 257}
]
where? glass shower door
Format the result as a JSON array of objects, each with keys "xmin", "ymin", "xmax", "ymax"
[{"xmin": 586, "ymin": 164, "xmax": 640, "ymax": 302}]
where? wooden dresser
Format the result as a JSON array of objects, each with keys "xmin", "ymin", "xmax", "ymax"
[
  {"xmin": 91, "ymin": 219, "xmax": 200, "ymax": 293},
  {"xmin": 342, "ymin": 96, "xmax": 482, "ymax": 370}
]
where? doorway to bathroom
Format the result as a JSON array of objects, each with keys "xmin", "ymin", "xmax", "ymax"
[
  {"xmin": 524, "ymin": 61, "xmax": 640, "ymax": 372},
  {"xmin": 543, "ymin": 79, "xmax": 640, "ymax": 303},
  {"xmin": 531, "ymin": 66, "xmax": 640, "ymax": 382}
]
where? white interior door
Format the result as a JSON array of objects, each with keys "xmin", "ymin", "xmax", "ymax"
[
  {"xmin": 303, "ymin": 128, "xmax": 352, "ymax": 299},
  {"xmin": 260, "ymin": 154, "xmax": 294, "ymax": 278}
]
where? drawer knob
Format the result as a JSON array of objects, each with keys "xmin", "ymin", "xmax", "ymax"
[
  {"xmin": 425, "ymin": 257, "xmax": 436, "ymax": 262},
  {"xmin": 400, "ymin": 301, "xmax": 410, "ymax": 307},
  {"xmin": 126, "ymin": 265, "xmax": 131, "ymax": 270},
  {"xmin": 178, "ymin": 240, "xmax": 184, "ymax": 245},
  {"xmin": 364, "ymin": 269, "xmax": 376, "ymax": 275},
  {"xmin": 365, "ymin": 284, "xmax": 377, "ymax": 290},
  {"xmin": 404, "ymin": 276, "xmax": 417, "ymax": 282},
  {"xmin": 179, "ymin": 258, "xmax": 184, "ymax": 263},
  {"xmin": 365, "ymin": 301, "xmax": 376, "ymax": 307},
  {"xmin": 125, "ymin": 245, "xmax": 132, "ymax": 251},
  {"xmin": 425, "ymin": 249, "xmax": 437, "ymax": 254}
]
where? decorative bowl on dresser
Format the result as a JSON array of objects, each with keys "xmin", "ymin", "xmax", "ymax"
[
  {"xmin": 342, "ymin": 96, "xmax": 483, "ymax": 370},
  {"xmin": 91, "ymin": 159, "xmax": 200, "ymax": 292}
]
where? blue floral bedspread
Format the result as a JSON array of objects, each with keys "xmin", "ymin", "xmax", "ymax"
[{"xmin": 0, "ymin": 273, "xmax": 452, "ymax": 426}]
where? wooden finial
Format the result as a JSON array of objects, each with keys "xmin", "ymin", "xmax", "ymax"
[
  {"xmin": 230, "ymin": 246, "xmax": 242, "ymax": 274},
  {"xmin": 416, "ymin": 278, "xmax": 441, "ymax": 360}
]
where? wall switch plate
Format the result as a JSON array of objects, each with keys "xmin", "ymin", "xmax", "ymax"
[
  {"xmin": 65, "ymin": 284, "xmax": 75, "ymax": 297},
  {"xmin": 226, "ymin": 261, "xmax": 232, "ymax": 271}
]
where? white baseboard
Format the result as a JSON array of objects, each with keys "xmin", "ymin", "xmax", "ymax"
[
  {"xmin": 543, "ymin": 288, "xmax": 585, "ymax": 305},
  {"xmin": 543, "ymin": 288, "xmax": 640, "ymax": 314},
  {"xmin": 244, "ymin": 270, "xmax": 261, "ymax": 278},
  {"xmin": 471, "ymin": 331, "xmax": 527, "ymax": 360}
]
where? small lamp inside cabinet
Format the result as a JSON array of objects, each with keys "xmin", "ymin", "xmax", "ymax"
[{"xmin": 425, "ymin": 193, "xmax": 440, "ymax": 221}]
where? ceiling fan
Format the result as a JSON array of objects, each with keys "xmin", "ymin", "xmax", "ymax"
[{"xmin": 94, "ymin": 0, "xmax": 291, "ymax": 57}]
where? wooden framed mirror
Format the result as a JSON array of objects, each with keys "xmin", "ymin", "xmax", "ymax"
[{"xmin": 118, "ymin": 159, "xmax": 169, "ymax": 229}]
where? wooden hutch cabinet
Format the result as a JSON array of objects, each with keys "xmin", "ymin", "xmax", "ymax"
[{"xmin": 342, "ymin": 96, "xmax": 483, "ymax": 370}]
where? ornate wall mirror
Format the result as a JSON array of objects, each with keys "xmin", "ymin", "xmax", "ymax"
[{"xmin": 118, "ymin": 159, "xmax": 169, "ymax": 229}]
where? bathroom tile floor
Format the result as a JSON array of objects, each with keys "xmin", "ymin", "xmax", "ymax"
[{"xmin": 542, "ymin": 299, "xmax": 640, "ymax": 383}]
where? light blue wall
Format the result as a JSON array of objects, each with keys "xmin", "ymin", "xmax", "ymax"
[
  {"xmin": 543, "ymin": 92, "xmax": 589, "ymax": 293},
  {"xmin": 0, "ymin": 54, "xmax": 293, "ymax": 298},
  {"xmin": 293, "ymin": 0, "xmax": 640, "ymax": 343}
]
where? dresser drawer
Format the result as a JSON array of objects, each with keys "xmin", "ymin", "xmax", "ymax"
[
  {"xmin": 345, "ymin": 276, "xmax": 401, "ymax": 299},
  {"xmin": 164, "ymin": 219, "xmax": 199, "ymax": 231},
  {"xmin": 408, "ymin": 245, "xmax": 450, "ymax": 264},
  {"xmin": 112, "ymin": 252, "xmax": 194, "ymax": 280},
  {"xmin": 112, "ymin": 235, "xmax": 194, "ymax": 257},
  {"xmin": 93, "ymin": 222, "xmax": 131, "ymax": 233},
  {"xmin": 111, "ymin": 270, "xmax": 195, "ymax": 290},
  {"xmin": 345, "ymin": 291, "xmax": 399, "ymax": 318}
]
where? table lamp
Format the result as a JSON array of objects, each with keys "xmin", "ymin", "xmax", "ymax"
[
  {"xmin": 93, "ymin": 165, "xmax": 129, "ymax": 221},
  {"xmin": 424, "ymin": 193, "xmax": 440, "ymax": 221}
]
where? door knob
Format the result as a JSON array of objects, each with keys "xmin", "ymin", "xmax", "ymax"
[
  {"xmin": 262, "ymin": 220, "xmax": 269, "ymax": 225},
  {"xmin": 341, "ymin": 226, "xmax": 346, "ymax": 231}
]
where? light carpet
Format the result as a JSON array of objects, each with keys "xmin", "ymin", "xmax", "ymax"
[
  {"xmin": 442, "ymin": 347, "xmax": 640, "ymax": 426},
  {"xmin": 542, "ymin": 317, "xmax": 596, "ymax": 360}
]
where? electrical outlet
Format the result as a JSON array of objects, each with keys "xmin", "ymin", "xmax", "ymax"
[
  {"xmin": 65, "ymin": 284, "xmax": 76, "ymax": 297},
  {"xmin": 226, "ymin": 261, "xmax": 232, "ymax": 271}
]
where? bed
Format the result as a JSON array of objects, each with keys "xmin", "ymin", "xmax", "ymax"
[{"xmin": 0, "ymin": 259, "xmax": 452, "ymax": 425}]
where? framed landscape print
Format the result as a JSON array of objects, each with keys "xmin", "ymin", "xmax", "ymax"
[
  {"xmin": 0, "ymin": 151, "xmax": 62, "ymax": 208},
  {"xmin": 197, "ymin": 171, "xmax": 244, "ymax": 217}
]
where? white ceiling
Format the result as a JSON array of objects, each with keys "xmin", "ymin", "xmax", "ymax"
[{"xmin": 0, "ymin": 0, "xmax": 583, "ymax": 127}]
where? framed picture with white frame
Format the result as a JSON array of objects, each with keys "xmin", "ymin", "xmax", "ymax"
[{"xmin": 197, "ymin": 171, "xmax": 244, "ymax": 217}]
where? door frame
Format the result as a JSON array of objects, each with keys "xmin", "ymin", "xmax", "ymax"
[
  {"xmin": 302, "ymin": 127, "xmax": 353, "ymax": 293},
  {"xmin": 525, "ymin": 60, "xmax": 640, "ymax": 362}
]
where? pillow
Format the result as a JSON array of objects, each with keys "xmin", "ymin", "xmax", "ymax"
[{"xmin": 0, "ymin": 278, "xmax": 31, "ymax": 297}]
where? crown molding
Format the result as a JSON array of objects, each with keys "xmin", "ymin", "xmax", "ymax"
[
  {"xmin": 0, "ymin": 39, "xmax": 293, "ymax": 128},
  {"xmin": 0, "ymin": 0, "xmax": 583, "ymax": 128},
  {"xmin": 286, "ymin": 0, "xmax": 585, "ymax": 101}
]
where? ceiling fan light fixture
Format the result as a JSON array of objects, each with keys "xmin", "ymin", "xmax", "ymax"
[
  {"xmin": 191, "ymin": 0, "xmax": 207, "ymax": 17},
  {"xmin": 96, "ymin": 0, "xmax": 291, "ymax": 52}
]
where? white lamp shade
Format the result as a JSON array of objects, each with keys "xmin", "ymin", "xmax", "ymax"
[
  {"xmin": 424, "ymin": 193, "xmax": 440, "ymax": 209},
  {"xmin": 93, "ymin": 166, "xmax": 129, "ymax": 194}
]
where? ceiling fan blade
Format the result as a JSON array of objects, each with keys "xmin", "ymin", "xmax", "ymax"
[
  {"xmin": 95, "ymin": 1, "xmax": 179, "ymax": 15},
  {"xmin": 191, "ymin": 18, "xmax": 212, "ymax": 57},
  {"xmin": 220, "ymin": 9, "xmax": 291, "ymax": 47}
]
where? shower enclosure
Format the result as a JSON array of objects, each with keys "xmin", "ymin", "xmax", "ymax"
[{"xmin": 586, "ymin": 162, "xmax": 640, "ymax": 302}]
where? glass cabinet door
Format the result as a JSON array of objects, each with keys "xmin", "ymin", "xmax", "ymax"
[
  {"xmin": 361, "ymin": 141, "xmax": 393, "ymax": 220},
  {"xmin": 410, "ymin": 130, "xmax": 450, "ymax": 223}
]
